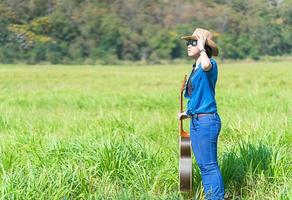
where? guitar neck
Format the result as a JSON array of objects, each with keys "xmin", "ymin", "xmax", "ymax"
[
  {"xmin": 179, "ymin": 74, "xmax": 187, "ymax": 135},
  {"xmin": 179, "ymin": 90, "xmax": 184, "ymax": 132}
]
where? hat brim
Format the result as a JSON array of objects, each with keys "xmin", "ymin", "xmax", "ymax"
[
  {"xmin": 181, "ymin": 35, "xmax": 219, "ymax": 56},
  {"xmin": 181, "ymin": 35, "xmax": 198, "ymax": 40}
]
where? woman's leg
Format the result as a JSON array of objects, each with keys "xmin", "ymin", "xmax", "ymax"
[{"xmin": 190, "ymin": 115, "xmax": 224, "ymax": 200}]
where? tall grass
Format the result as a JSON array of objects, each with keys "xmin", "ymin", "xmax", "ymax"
[{"xmin": 0, "ymin": 62, "xmax": 291, "ymax": 199}]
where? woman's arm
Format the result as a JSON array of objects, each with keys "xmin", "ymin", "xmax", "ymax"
[
  {"xmin": 196, "ymin": 33, "xmax": 212, "ymax": 71},
  {"xmin": 200, "ymin": 51, "xmax": 212, "ymax": 71}
]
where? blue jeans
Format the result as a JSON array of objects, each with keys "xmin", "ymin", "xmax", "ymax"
[{"xmin": 190, "ymin": 113, "xmax": 225, "ymax": 200}]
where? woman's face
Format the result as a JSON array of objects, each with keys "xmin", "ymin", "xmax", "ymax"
[{"xmin": 186, "ymin": 40, "xmax": 199, "ymax": 57}]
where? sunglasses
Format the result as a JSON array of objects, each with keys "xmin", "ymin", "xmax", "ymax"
[{"xmin": 186, "ymin": 40, "xmax": 197, "ymax": 46}]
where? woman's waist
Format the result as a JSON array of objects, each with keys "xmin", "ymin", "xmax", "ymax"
[
  {"xmin": 189, "ymin": 112, "xmax": 218, "ymax": 119},
  {"xmin": 190, "ymin": 112, "xmax": 221, "ymax": 124}
]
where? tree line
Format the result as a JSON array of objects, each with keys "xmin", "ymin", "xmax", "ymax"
[{"xmin": 0, "ymin": 0, "xmax": 291, "ymax": 64}]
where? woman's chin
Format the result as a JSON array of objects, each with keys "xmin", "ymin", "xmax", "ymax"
[{"xmin": 188, "ymin": 52, "xmax": 199, "ymax": 58}]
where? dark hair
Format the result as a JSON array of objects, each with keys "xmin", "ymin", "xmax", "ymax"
[{"xmin": 205, "ymin": 45, "xmax": 212, "ymax": 58}]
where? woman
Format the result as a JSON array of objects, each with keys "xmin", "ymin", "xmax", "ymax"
[{"xmin": 178, "ymin": 28, "xmax": 225, "ymax": 200}]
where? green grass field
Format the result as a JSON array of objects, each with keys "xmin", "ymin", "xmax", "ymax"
[{"xmin": 0, "ymin": 61, "xmax": 291, "ymax": 199}]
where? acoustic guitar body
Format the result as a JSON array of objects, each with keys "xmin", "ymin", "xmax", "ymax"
[{"xmin": 179, "ymin": 135, "xmax": 192, "ymax": 191}]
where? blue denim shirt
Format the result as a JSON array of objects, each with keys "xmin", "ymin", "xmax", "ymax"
[{"xmin": 184, "ymin": 58, "xmax": 218, "ymax": 115}]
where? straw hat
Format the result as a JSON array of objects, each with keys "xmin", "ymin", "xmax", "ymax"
[{"xmin": 181, "ymin": 28, "xmax": 219, "ymax": 56}]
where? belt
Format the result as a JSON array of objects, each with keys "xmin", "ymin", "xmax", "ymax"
[{"xmin": 190, "ymin": 113, "xmax": 216, "ymax": 119}]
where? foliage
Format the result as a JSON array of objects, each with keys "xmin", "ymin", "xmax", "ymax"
[{"xmin": 0, "ymin": 0, "xmax": 291, "ymax": 64}]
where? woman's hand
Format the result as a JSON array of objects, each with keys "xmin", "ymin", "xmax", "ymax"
[
  {"xmin": 178, "ymin": 111, "xmax": 190, "ymax": 120},
  {"xmin": 196, "ymin": 33, "xmax": 206, "ymax": 50}
]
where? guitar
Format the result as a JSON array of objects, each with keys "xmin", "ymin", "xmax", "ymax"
[{"xmin": 179, "ymin": 74, "xmax": 193, "ymax": 192}]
